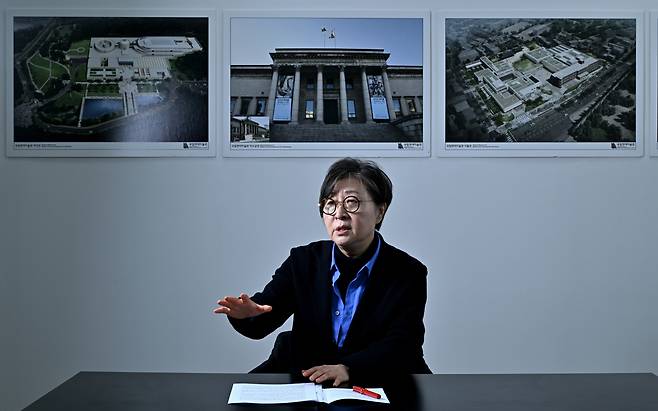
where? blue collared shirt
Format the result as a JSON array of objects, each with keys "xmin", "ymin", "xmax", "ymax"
[{"xmin": 330, "ymin": 235, "xmax": 381, "ymax": 348}]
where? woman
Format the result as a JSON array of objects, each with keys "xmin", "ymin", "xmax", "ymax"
[{"xmin": 214, "ymin": 158, "xmax": 431, "ymax": 386}]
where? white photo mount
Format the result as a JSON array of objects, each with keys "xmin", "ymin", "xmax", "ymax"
[
  {"xmin": 223, "ymin": 10, "xmax": 431, "ymax": 158},
  {"xmin": 649, "ymin": 11, "xmax": 658, "ymax": 157},
  {"xmin": 435, "ymin": 10, "xmax": 644, "ymax": 158},
  {"xmin": 6, "ymin": 9, "xmax": 217, "ymax": 157}
]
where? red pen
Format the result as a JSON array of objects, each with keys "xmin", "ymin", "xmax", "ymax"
[{"xmin": 353, "ymin": 386, "xmax": 381, "ymax": 399}]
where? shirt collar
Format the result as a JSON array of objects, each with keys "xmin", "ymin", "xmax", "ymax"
[{"xmin": 330, "ymin": 233, "xmax": 382, "ymax": 283}]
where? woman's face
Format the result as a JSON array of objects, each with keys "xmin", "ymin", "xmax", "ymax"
[{"xmin": 322, "ymin": 178, "xmax": 386, "ymax": 258}]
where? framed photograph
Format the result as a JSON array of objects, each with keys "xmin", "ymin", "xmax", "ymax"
[
  {"xmin": 650, "ymin": 12, "xmax": 658, "ymax": 157},
  {"xmin": 6, "ymin": 9, "xmax": 215, "ymax": 157},
  {"xmin": 436, "ymin": 11, "xmax": 643, "ymax": 157},
  {"xmin": 223, "ymin": 10, "xmax": 430, "ymax": 157}
]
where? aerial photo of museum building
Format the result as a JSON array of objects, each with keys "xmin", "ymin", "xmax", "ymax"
[
  {"xmin": 230, "ymin": 48, "xmax": 423, "ymax": 142},
  {"xmin": 80, "ymin": 36, "xmax": 202, "ymax": 119},
  {"xmin": 470, "ymin": 45, "xmax": 602, "ymax": 114},
  {"xmin": 87, "ymin": 36, "xmax": 203, "ymax": 81}
]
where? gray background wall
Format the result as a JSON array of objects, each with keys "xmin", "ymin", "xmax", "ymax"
[{"xmin": 2, "ymin": 0, "xmax": 658, "ymax": 410}]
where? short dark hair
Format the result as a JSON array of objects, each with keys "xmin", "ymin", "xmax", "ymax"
[{"xmin": 319, "ymin": 158, "xmax": 393, "ymax": 230}]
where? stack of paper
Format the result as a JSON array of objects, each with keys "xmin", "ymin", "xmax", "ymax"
[{"xmin": 227, "ymin": 382, "xmax": 389, "ymax": 404}]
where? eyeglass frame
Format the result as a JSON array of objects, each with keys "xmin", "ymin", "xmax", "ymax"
[{"xmin": 319, "ymin": 195, "xmax": 376, "ymax": 216}]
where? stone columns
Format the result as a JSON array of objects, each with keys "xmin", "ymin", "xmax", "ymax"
[
  {"xmin": 316, "ymin": 65, "xmax": 324, "ymax": 123},
  {"xmin": 360, "ymin": 66, "xmax": 374, "ymax": 123},
  {"xmin": 415, "ymin": 96, "xmax": 422, "ymax": 114},
  {"xmin": 400, "ymin": 97, "xmax": 410, "ymax": 116},
  {"xmin": 291, "ymin": 65, "xmax": 301, "ymax": 124},
  {"xmin": 232, "ymin": 96, "xmax": 241, "ymax": 116},
  {"xmin": 339, "ymin": 66, "xmax": 349, "ymax": 124},
  {"xmin": 381, "ymin": 66, "xmax": 396, "ymax": 120},
  {"xmin": 266, "ymin": 64, "xmax": 279, "ymax": 121},
  {"xmin": 247, "ymin": 97, "xmax": 257, "ymax": 116}
]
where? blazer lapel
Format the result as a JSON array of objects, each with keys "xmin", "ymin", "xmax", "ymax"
[{"xmin": 313, "ymin": 241, "xmax": 336, "ymax": 346}]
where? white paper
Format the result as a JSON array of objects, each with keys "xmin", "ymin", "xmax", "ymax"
[
  {"xmin": 323, "ymin": 387, "xmax": 389, "ymax": 404},
  {"xmin": 227, "ymin": 383, "xmax": 389, "ymax": 404},
  {"xmin": 228, "ymin": 383, "xmax": 318, "ymax": 404}
]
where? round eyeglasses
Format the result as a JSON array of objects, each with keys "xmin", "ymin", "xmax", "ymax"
[{"xmin": 320, "ymin": 195, "xmax": 372, "ymax": 216}]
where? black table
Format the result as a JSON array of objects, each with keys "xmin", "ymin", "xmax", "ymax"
[{"xmin": 22, "ymin": 372, "xmax": 658, "ymax": 411}]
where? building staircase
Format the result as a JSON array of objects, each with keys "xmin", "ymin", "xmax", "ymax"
[{"xmin": 269, "ymin": 122, "xmax": 416, "ymax": 143}]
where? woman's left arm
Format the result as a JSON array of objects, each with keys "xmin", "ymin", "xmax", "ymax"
[{"xmin": 338, "ymin": 266, "xmax": 430, "ymax": 380}]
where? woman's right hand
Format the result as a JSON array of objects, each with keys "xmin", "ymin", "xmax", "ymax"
[{"xmin": 213, "ymin": 293, "xmax": 272, "ymax": 319}]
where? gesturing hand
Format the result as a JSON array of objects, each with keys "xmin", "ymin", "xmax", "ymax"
[
  {"xmin": 213, "ymin": 293, "xmax": 272, "ymax": 319},
  {"xmin": 302, "ymin": 364, "xmax": 350, "ymax": 387}
]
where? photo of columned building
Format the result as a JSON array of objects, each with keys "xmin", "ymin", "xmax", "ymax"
[{"xmin": 230, "ymin": 48, "xmax": 422, "ymax": 142}]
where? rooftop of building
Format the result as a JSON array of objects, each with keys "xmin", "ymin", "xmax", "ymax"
[
  {"xmin": 268, "ymin": 47, "xmax": 392, "ymax": 65},
  {"xmin": 273, "ymin": 47, "xmax": 386, "ymax": 54}
]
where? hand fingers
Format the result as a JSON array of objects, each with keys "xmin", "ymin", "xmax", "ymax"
[
  {"xmin": 256, "ymin": 304, "xmax": 273, "ymax": 313},
  {"xmin": 301, "ymin": 366, "xmax": 318, "ymax": 377},
  {"xmin": 215, "ymin": 295, "xmax": 246, "ymax": 317},
  {"xmin": 335, "ymin": 365, "xmax": 349, "ymax": 386},
  {"xmin": 333, "ymin": 374, "xmax": 346, "ymax": 386},
  {"xmin": 308, "ymin": 371, "xmax": 324, "ymax": 382},
  {"xmin": 217, "ymin": 297, "xmax": 241, "ymax": 312},
  {"xmin": 218, "ymin": 295, "xmax": 251, "ymax": 309},
  {"xmin": 215, "ymin": 294, "xmax": 273, "ymax": 319},
  {"xmin": 308, "ymin": 367, "xmax": 329, "ymax": 382},
  {"xmin": 230, "ymin": 295, "xmax": 272, "ymax": 315},
  {"xmin": 213, "ymin": 306, "xmax": 230, "ymax": 314},
  {"xmin": 224, "ymin": 295, "xmax": 244, "ymax": 305},
  {"xmin": 303, "ymin": 365, "xmax": 334, "ymax": 382},
  {"xmin": 302, "ymin": 365, "xmax": 348, "ymax": 385},
  {"xmin": 315, "ymin": 371, "xmax": 331, "ymax": 383}
]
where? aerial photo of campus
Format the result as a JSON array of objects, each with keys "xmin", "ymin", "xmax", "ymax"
[
  {"xmin": 13, "ymin": 17, "xmax": 208, "ymax": 144},
  {"xmin": 445, "ymin": 18, "xmax": 637, "ymax": 145}
]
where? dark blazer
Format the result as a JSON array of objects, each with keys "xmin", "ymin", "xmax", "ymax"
[{"xmin": 228, "ymin": 234, "xmax": 431, "ymax": 382}]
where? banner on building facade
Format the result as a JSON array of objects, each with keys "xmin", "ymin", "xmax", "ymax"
[
  {"xmin": 368, "ymin": 75, "xmax": 389, "ymax": 120},
  {"xmin": 273, "ymin": 75, "xmax": 294, "ymax": 121}
]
